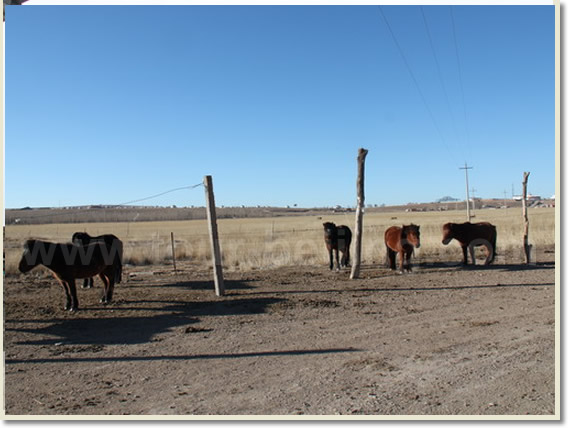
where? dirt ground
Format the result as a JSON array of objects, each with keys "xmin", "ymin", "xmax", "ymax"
[{"xmin": 3, "ymin": 254, "xmax": 557, "ymax": 418}]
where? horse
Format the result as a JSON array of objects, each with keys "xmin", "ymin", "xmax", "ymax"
[
  {"xmin": 18, "ymin": 239, "xmax": 122, "ymax": 311},
  {"xmin": 72, "ymin": 232, "xmax": 123, "ymax": 289},
  {"xmin": 384, "ymin": 224, "xmax": 421, "ymax": 273},
  {"xmin": 323, "ymin": 222, "xmax": 352, "ymax": 271},
  {"xmin": 442, "ymin": 222, "xmax": 497, "ymax": 265}
]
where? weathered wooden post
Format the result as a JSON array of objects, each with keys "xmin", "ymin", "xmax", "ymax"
[
  {"xmin": 350, "ymin": 148, "xmax": 369, "ymax": 280},
  {"xmin": 522, "ymin": 171, "xmax": 531, "ymax": 264},
  {"xmin": 203, "ymin": 175, "xmax": 225, "ymax": 296},
  {"xmin": 170, "ymin": 232, "xmax": 177, "ymax": 273}
]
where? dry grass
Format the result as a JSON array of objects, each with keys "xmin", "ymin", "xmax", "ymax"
[{"xmin": 3, "ymin": 207, "xmax": 555, "ymax": 275}]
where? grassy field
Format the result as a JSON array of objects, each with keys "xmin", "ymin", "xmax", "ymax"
[{"xmin": 3, "ymin": 207, "xmax": 555, "ymax": 274}]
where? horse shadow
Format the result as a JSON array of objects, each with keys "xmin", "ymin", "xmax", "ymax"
[
  {"xmin": 7, "ymin": 296, "xmax": 285, "ymax": 347},
  {"xmin": 416, "ymin": 261, "xmax": 555, "ymax": 272}
]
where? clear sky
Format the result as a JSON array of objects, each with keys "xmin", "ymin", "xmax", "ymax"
[{"xmin": 4, "ymin": 4, "xmax": 555, "ymax": 209}]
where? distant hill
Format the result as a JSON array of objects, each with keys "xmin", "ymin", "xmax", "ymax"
[{"xmin": 436, "ymin": 196, "xmax": 459, "ymax": 203}]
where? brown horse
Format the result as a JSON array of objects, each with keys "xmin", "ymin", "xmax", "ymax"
[
  {"xmin": 72, "ymin": 232, "xmax": 123, "ymax": 289},
  {"xmin": 18, "ymin": 239, "xmax": 122, "ymax": 311},
  {"xmin": 384, "ymin": 224, "xmax": 421, "ymax": 273},
  {"xmin": 442, "ymin": 222, "xmax": 497, "ymax": 265},
  {"xmin": 323, "ymin": 222, "xmax": 352, "ymax": 271}
]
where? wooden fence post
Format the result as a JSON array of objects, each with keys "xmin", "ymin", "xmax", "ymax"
[
  {"xmin": 350, "ymin": 148, "xmax": 369, "ymax": 280},
  {"xmin": 522, "ymin": 171, "xmax": 531, "ymax": 264},
  {"xmin": 170, "ymin": 232, "xmax": 177, "ymax": 273},
  {"xmin": 204, "ymin": 175, "xmax": 225, "ymax": 296}
]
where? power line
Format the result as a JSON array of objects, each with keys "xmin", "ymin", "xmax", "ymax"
[
  {"xmin": 378, "ymin": 6, "xmax": 457, "ymax": 165},
  {"xmin": 420, "ymin": 6, "xmax": 464, "ymax": 159},
  {"xmin": 8, "ymin": 183, "xmax": 204, "ymax": 220},
  {"xmin": 117, "ymin": 183, "xmax": 203, "ymax": 206},
  {"xmin": 450, "ymin": 6, "xmax": 472, "ymax": 161}
]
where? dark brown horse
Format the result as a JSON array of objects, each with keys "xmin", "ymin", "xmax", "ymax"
[
  {"xmin": 72, "ymin": 232, "xmax": 123, "ymax": 289},
  {"xmin": 384, "ymin": 224, "xmax": 421, "ymax": 273},
  {"xmin": 18, "ymin": 239, "xmax": 122, "ymax": 311},
  {"xmin": 442, "ymin": 222, "xmax": 497, "ymax": 265},
  {"xmin": 323, "ymin": 222, "xmax": 352, "ymax": 271}
]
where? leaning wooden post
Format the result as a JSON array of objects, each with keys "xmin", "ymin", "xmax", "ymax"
[
  {"xmin": 522, "ymin": 171, "xmax": 531, "ymax": 264},
  {"xmin": 350, "ymin": 148, "xmax": 369, "ymax": 280},
  {"xmin": 203, "ymin": 175, "xmax": 225, "ymax": 296}
]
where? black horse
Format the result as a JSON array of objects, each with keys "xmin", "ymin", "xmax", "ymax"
[
  {"xmin": 19, "ymin": 239, "xmax": 122, "ymax": 311},
  {"xmin": 72, "ymin": 232, "xmax": 123, "ymax": 288},
  {"xmin": 323, "ymin": 222, "xmax": 352, "ymax": 271}
]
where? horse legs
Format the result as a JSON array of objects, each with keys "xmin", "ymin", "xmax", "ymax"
[
  {"xmin": 68, "ymin": 279, "xmax": 79, "ymax": 311},
  {"xmin": 328, "ymin": 248, "xmax": 334, "ymax": 270},
  {"xmin": 58, "ymin": 279, "xmax": 72, "ymax": 311},
  {"xmin": 82, "ymin": 277, "xmax": 93, "ymax": 289},
  {"xmin": 340, "ymin": 248, "xmax": 350, "ymax": 267},
  {"xmin": 99, "ymin": 273, "xmax": 110, "ymax": 303},
  {"xmin": 461, "ymin": 245, "xmax": 469, "ymax": 265},
  {"xmin": 335, "ymin": 248, "xmax": 340, "ymax": 272},
  {"xmin": 99, "ymin": 272, "xmax": 115, "ymax": 304},
  {"xmin": 398, "ymin": 251, "xmax": 405, "ymax": 273},
  {"xmin": 484, "ymin": 243, "xmax": 494, "ymax": 265},
  {"xmin": 387, "ymin": 247, "xmax": 396, "ymax": 270},
  {"xmin": 106, "ymin": 276, "xmax": 115, "ymax": 303},
  {"xmin": 469, "ymin": 244, "xmax": 476, "ymax": 266},
  {"xmin": 405, "ymin": 250, "xmax": 412, "ymax": 272}
]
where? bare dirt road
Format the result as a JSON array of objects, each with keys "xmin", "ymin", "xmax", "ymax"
[{"xmin": 3, "ymin": 257, "xmax": 556, "ymax": 417}]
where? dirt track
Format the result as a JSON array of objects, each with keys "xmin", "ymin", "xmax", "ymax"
[{"xmin": 3, "ymin": 257, "xmax": 556, "ymax": 417}]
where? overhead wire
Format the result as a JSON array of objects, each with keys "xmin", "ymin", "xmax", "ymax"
[
  {"xmin": 9, "ymin": 183, "xmax": 205, "ymax": 221},
  {"xmin": 420, "ymin": 6, "xmax": 466, "ymax": 162},
  {"xmin": 450, "ymin": 5, "xmax": 472, "ymax": 162},
  {"xmin": 378, "ymin": 6, "xmax": 457, "ymax": 165}
]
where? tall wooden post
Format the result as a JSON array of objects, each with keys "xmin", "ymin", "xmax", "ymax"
[
  {"xmin": 350, "ymin": 148, "xmax": 369, "ymax": 280},
  {"xmin": 522, "ymin": 171, "xmax": 531, "ymax": 264},
  {"xmin": 204, "ymin": 175, "xmax": 225, "ymax": 296}
]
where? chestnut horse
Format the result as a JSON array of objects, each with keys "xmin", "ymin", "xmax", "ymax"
[
  {"xmin": 442, "ymin": 222, "xmax": 497, "ymax": 265},
  {"xmin": 384, "ymin": 224, "xmax": 421, "ymax": 273},
  {"xmin": 72, "ymin": 232, "xmax": 123, "ymax": 289},
  {"xmin": 323, "ymin": 222, "xmax": 352, "ymax": 271},
  {"xmin": 18, "ymin": 239, "xmax": 122, "ymax": 311}
]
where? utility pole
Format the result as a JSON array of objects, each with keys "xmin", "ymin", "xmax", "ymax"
[
  {"xmin": 470, "ymin": 187, "xmax": 477, "ymax": 212},
  {"xmin": 503, "ymin": 190, "xmax": 508, "ymax": 209},
  {"xmin": 459, "ymin": 162, "xmax": 473, "ymax": 222}
]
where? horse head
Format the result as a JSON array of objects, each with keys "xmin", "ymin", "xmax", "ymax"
[
  {"xmin": 322, "ymin": 222, "xmax": 337, "ymax": 239},
  {"xmin": 442, "ymin": 222, "xmax": 454, "ymax": 245},
  {"xmin": 72, "ymin": 232, "xmax": 91, "ymax": 245},
  {"xmin": 18, "ymin": 240, "xmax": 41, "ymax": 273},
  {"xmin": 404, "ymin": 224, "xmax": 421, "ymax": 248}
]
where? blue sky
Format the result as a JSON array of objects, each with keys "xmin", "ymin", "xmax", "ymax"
[{"xmin": 5, "ymin": 4, "xmax": 555, "ymax": 208}]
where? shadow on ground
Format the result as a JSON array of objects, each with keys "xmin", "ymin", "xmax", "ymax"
[
  {"xmin": 5, "ymin": 347, "xmax": 361, "ymax": 365},
  {"xmin": 6, "ymin": 296, "xmax": 286, "ymax": 346}
]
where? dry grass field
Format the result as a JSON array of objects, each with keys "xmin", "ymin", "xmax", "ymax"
[
  {"xmin": 4, "ymin": 207, "xmax": 555, "ymax": 275},
  {"xmin": 4, "ymin": 208, "xmax": 555, "ymax": 275}
]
